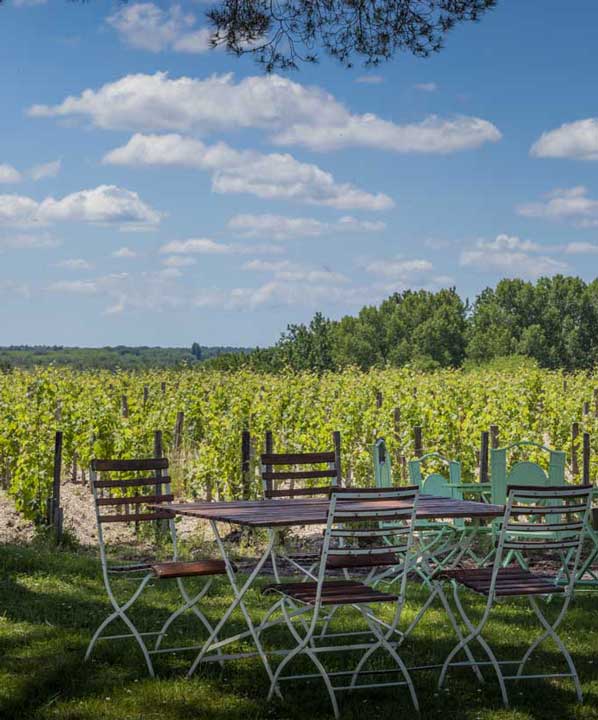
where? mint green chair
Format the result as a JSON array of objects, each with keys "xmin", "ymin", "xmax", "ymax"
[{"xmin": 489, "ymin": 441, "xmax": 566, "ymax": 567}]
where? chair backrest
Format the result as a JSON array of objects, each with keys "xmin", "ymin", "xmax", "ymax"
[
  {"xmin": 90, "ymin": 458, "xmax": 175, "ymax": 566},
  {"xmin": 319, "ymin": 486, "xmax": 419, "ymax": 600},
  {"xmin": 490, "ymin": 442, "xmax": 566, "ymax": 505},
  {"xmin": 408, "ymin": 452, "xmax": 461, "ymax": 499},
  {"xmin": 261, "ymin": 430, "xmax": 342, "ymax": 499},
  {"xmin": 493, "ymin": 484, "xmax": 593, "ymax": 595},
  {"xmin": 373, "ymin": 438, "xmax": 393, "ymax": 488}
]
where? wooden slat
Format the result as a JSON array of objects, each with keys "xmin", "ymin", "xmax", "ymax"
[
  {"xmin": 262, "ymin": 469, "xmax": 337, "ymax": 481},
  {"xmin": 261, "ymin": 452, "xmax": 335, "ymax": 465},
  {"xmin": 99, "ymin": 511, "xmax": 173, "ymax": 524},
  {"xmin": 96, "ymin": 494, "xmax": 174, "ymax": 507},
  {"xmin": 92, "ymin": 458, "xmax": 169, "ymax": 472},
  {"xmin": 94, "ymin": 476, "xmax": 171, "ymax": 489},
  {"xmin": 267, "ymin": 487, "xmax": 333, "ymax": 498}
]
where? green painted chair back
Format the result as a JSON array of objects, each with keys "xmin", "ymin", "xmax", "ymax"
[
  {"xmin": 490, "ymin": 441, "xmax": 566, "ymax": 506},
  {"xmin": 372, "ymin": 438, "xmax": 393, "ymax": 488}
]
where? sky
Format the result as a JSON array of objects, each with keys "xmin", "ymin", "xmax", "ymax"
[{"xmin": 1, "ymin": 0, "xmax": 598, "ymax": 348}]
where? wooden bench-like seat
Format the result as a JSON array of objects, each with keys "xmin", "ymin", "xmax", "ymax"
[
  {"xmin": 442, "ymin": 566, "xmax": 564, "ymax": 596},
  {"xmin": 263, "ymin": 579, "xmax": 398, "ymax": 605}
]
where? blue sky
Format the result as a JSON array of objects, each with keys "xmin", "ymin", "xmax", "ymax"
[{"xmin": 1, "ymin": 0, "xmax": 598, "ymax": 347}]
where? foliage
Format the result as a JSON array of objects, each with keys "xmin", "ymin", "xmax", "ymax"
[
  {"xmin": 208, "ymin": 0, "xmax": 497, "ymax": 70},
  {"xmin": 0, "ymin": 345, "xmax": 251, "ymax": 371},
  {"xmin": 1, "ymin": 365, "xmax": 597, "ymax": 524},
  {"xmin": 209, "ymin": 277, "xmax": 598, "ymax": 373}
]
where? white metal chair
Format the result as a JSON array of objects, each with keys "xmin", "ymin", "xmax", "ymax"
[
  {"xmin": 261, "ymin": 486, "xmax": 420, "ymax": 719},
  {"xmin": 437, "ymin": 483, "xmax": 593, "ymax": 707},
  {"xmin": 86, "ymin": 457, "xmax": 230, "ymax": 676},
  {"xmin": 261, "ymin": 430, "xmax": 342, "ymax": 578}
]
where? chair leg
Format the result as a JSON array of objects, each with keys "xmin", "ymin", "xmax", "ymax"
[
  {"xmin": 154, "ymin": 577, "xmax": 217, "ymax": 652},
  {"xmin": 85, "ymin": 573, "xmax": 155, "ymax": 676},
  {"xmin": 517, "ymin": 596, "xmax": 582, "ymax": 702},
  {"xmin": 440, "ymin": 584, "xmax": 509, "ymax": 708}
]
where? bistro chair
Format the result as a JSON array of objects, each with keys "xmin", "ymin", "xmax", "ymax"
[
  {"xmin": 260, "ymin": 430, "xmax": 342, "ymax": 577},
  {"xmin": 262, "ymin": 486, "xmax": 420, "ymax": 719},
  {"xmin": 86, "ymin": 456, "xmax": 230, "ymax": 676},
  {"xmin": 437, "ymin": 484, "xmax": 593, "ymax": 707}
]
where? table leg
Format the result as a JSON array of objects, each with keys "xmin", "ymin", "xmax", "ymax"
[{"xmin": 187, "ymin": 520, "xmax": 276, "ymax": 682}]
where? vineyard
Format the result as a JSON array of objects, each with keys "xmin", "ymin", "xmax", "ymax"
[{"xmin": 1, "ymin": 366, "xmax": 598, "ymax": 523}]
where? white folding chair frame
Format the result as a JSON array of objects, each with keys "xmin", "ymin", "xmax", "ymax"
[
  {"xmin": 85, "ymin": 462, "xmax": 223, "ymax": 676},
  {"xmin": 437, "ymin": 484, "xmax": 594, "ymax": 707}
]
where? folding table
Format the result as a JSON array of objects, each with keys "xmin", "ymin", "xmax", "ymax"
[{"xmin": 153, "ymin": 495, "xmax": 505, "ymax": 680}]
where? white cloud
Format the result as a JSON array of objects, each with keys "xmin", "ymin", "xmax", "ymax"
[
  {"xmin": 0, "ymin": 232, "xmax": 59, "ymax": 249},
  {"xmin": 49, "ymin": 270, "xmax": 185, "ymax": 314},
  {"xmin": 48, "ymin": 280, "xmax": 97, "ymax": 294},
  {"xmin": 159, "ymin": 236, "xmax": 282, "ymax": 256},
  {"xmin": 564, "ymin": 241, "xmax": 598, "ymax": 255},
  {"xmin": 12, "ymin": 0, "xmax": 46, "ymax": 7},
  {"xmin": 459, "ymin": 234, "xmax": 567, "ymax": 279},
  {"xmin": 475, "ymin": 233, "xmax": 540, "ymax": 252},
  {"xmin": 530, "ymin": 118, "xmax": 598, "ymax": 160},
  {"xmin": 0, "ymin": 185, "xmax": 162, "ymax": 230},
  {"xmin": 415, "ymin": 83, "xmax": 438, "ymax": 92},
  {"xmin": 517, "ymin": 186, "xmax": 598, "ymax": 227},
  {"xmin": 273, "ymin": 114, "xmax": 501, "ymax": 154},
  {"xmin": 30, "ymin": 160, "xmax": 61, "ymax": 181},
  {"xmin": 54, "ymin": 258, "xmax": 93, "ymax": 270},
  {"xmin": 0, "ymin": 164, "xmax": 22, "ymax": 184},
  {"xmin": 162, "ymin": 254, "xmax": 197, "ymax": 267},
  {"xmin": 365, "ymin": 258, "xmax": 433, "ymax": 279},
  {"xmin": 104, "ymin": 133, "xmax": 393, "ymax": 211},
  {"xmin": 112, "ymin": 246, "xmax": 138, "ymax": 258},
  {"xmin": 30, "ymin": 72, "xmax": 501, "ymax": 154},
  {"xmin": 161, "ymin": 237, "xmax": 231, "ymax": 255},
  {"xmin": 228, "ymin": 213, "xmax": 386, "ymax": 240},
  {"xmin": 0, "ymin": 280, "xmax": 30, "ymax": 299},
  {"xmin": 107, "ymin": 3, "xmax": 214, "ymax": 54},
  {"xmin": 356, "ymin": 75, "xmax": 384, "ymax": 85},
  {"xmin": 242, "ymin": 258, "xmax": 348, "ymax": 284}
]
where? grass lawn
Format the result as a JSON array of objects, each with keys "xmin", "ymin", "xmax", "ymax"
[{"xmin": 0, "ymin": 541, "xmax": 597, "ymax": 720}]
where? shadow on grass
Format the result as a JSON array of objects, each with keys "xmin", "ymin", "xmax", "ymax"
[{"xmin": 1, "ymin": 542, "xmax": 597, "ymax": 720}]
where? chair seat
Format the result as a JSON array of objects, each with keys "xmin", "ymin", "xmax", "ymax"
[
  {"xmin": 287, "ymin": 552, "xmax": 400, "ymax": 569},
  {"xmin": 263, "ymin": 580, "xmax": 398, "ymax": 605},
  {"xmin": 151, "ymin": 560, "xmax": 230, "ymax": 579},
  {"xmin": 442, "ymin": 566, "xmax": 564, "ymax": 597}
]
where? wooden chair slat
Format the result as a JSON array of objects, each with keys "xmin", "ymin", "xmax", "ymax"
[
  {"xmin": 98, "ymin": 511, "xmax": 173, "ymax": 524},
  {"xmin": 96, "ymin": 494, "xmax": 174, "ymax": 507},
  {"xmin": 268, "ymin": 486, "xmax": 333, "ymax": 498},
  {"xmin": 261, "ymin": 452, "xmax": 335, "ymax": 465},
  {"xmin": 94, "ymin": 476, "xmax": 171, "ymax": 489},
  {"xmin": 262, "ymin": 469, "xmax": 337, "ymax": 481},
  {"xmin": 92, "ymin": 458, "xmax": 169, "ymax": 472}
]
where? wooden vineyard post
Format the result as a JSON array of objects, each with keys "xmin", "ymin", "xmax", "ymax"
[
  {"xmin": 153, "ymin": 430, "xmax": 167, "ymax": 535},
  {"xmin": 161, "ymin": 382, "xmax": 166, "ymax": 395},
  {"xmin": 414, "ymin": 426, "xmax": 423, "ymax": 458},
  {"xmin": 241, "ymin": 429, "xmax": 251, "ymax": 500},
  {"xmin": 47, "ymin": 431, "xmax": 63, "ymax": 543},
  {"xmin": 393, "ymin": 406, "xmax": 401, "ymax": 468},
  {"xmin": 571, "ymin": 422, "xmax": 580, "ymax": 477},
  {"xmin": 480, "ymin": 431, "xmax": 490, "ymax": 483},
  {"xmin": 490, "ymin": 424, "xmax": 500, "ymax": 449},
  {"xmin": 264, "ymin": 430, "xmax": 273, "ymax": 496},
  {"xmin": 375, "ymin": 390, "xmax": 383, "ymax": 409},
  {"xmin": 400, "ymin": 455, "xmax": 407, "ymax": 482},
  {"xmin": 582, "ymin": 432, "xmax": 591, "ymax": 485},
  {"xmin": 583, "ymin": 401, "xmax": 590, "ymax": 418},
  {"xmin": 121, "ymin": 395, "xmax": 129, "ymax": 418},
  {"xmin": 173, "ymin": 411, "xmax": 185, "ymax": 451},
  {"xmin": 333, "ymin": 430, "xmax": 342, "ymax": 487},
  {"xmin": 143, "ymin": 385, "xmax": 149, "ymax": 407}
]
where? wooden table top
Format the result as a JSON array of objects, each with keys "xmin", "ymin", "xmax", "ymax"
[{"xmin": 156, "ymin": 495, "xmax": 505, "ymax": 528}]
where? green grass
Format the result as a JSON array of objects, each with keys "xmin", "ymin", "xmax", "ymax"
[{"xmin": 1, "ymin": 542, "xmax": 597, "ymax": 720}]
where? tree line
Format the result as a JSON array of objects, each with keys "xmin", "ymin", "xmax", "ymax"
[{"xmin": 205, "ymin": 276, "xmax": 598, "ymax": 372}]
